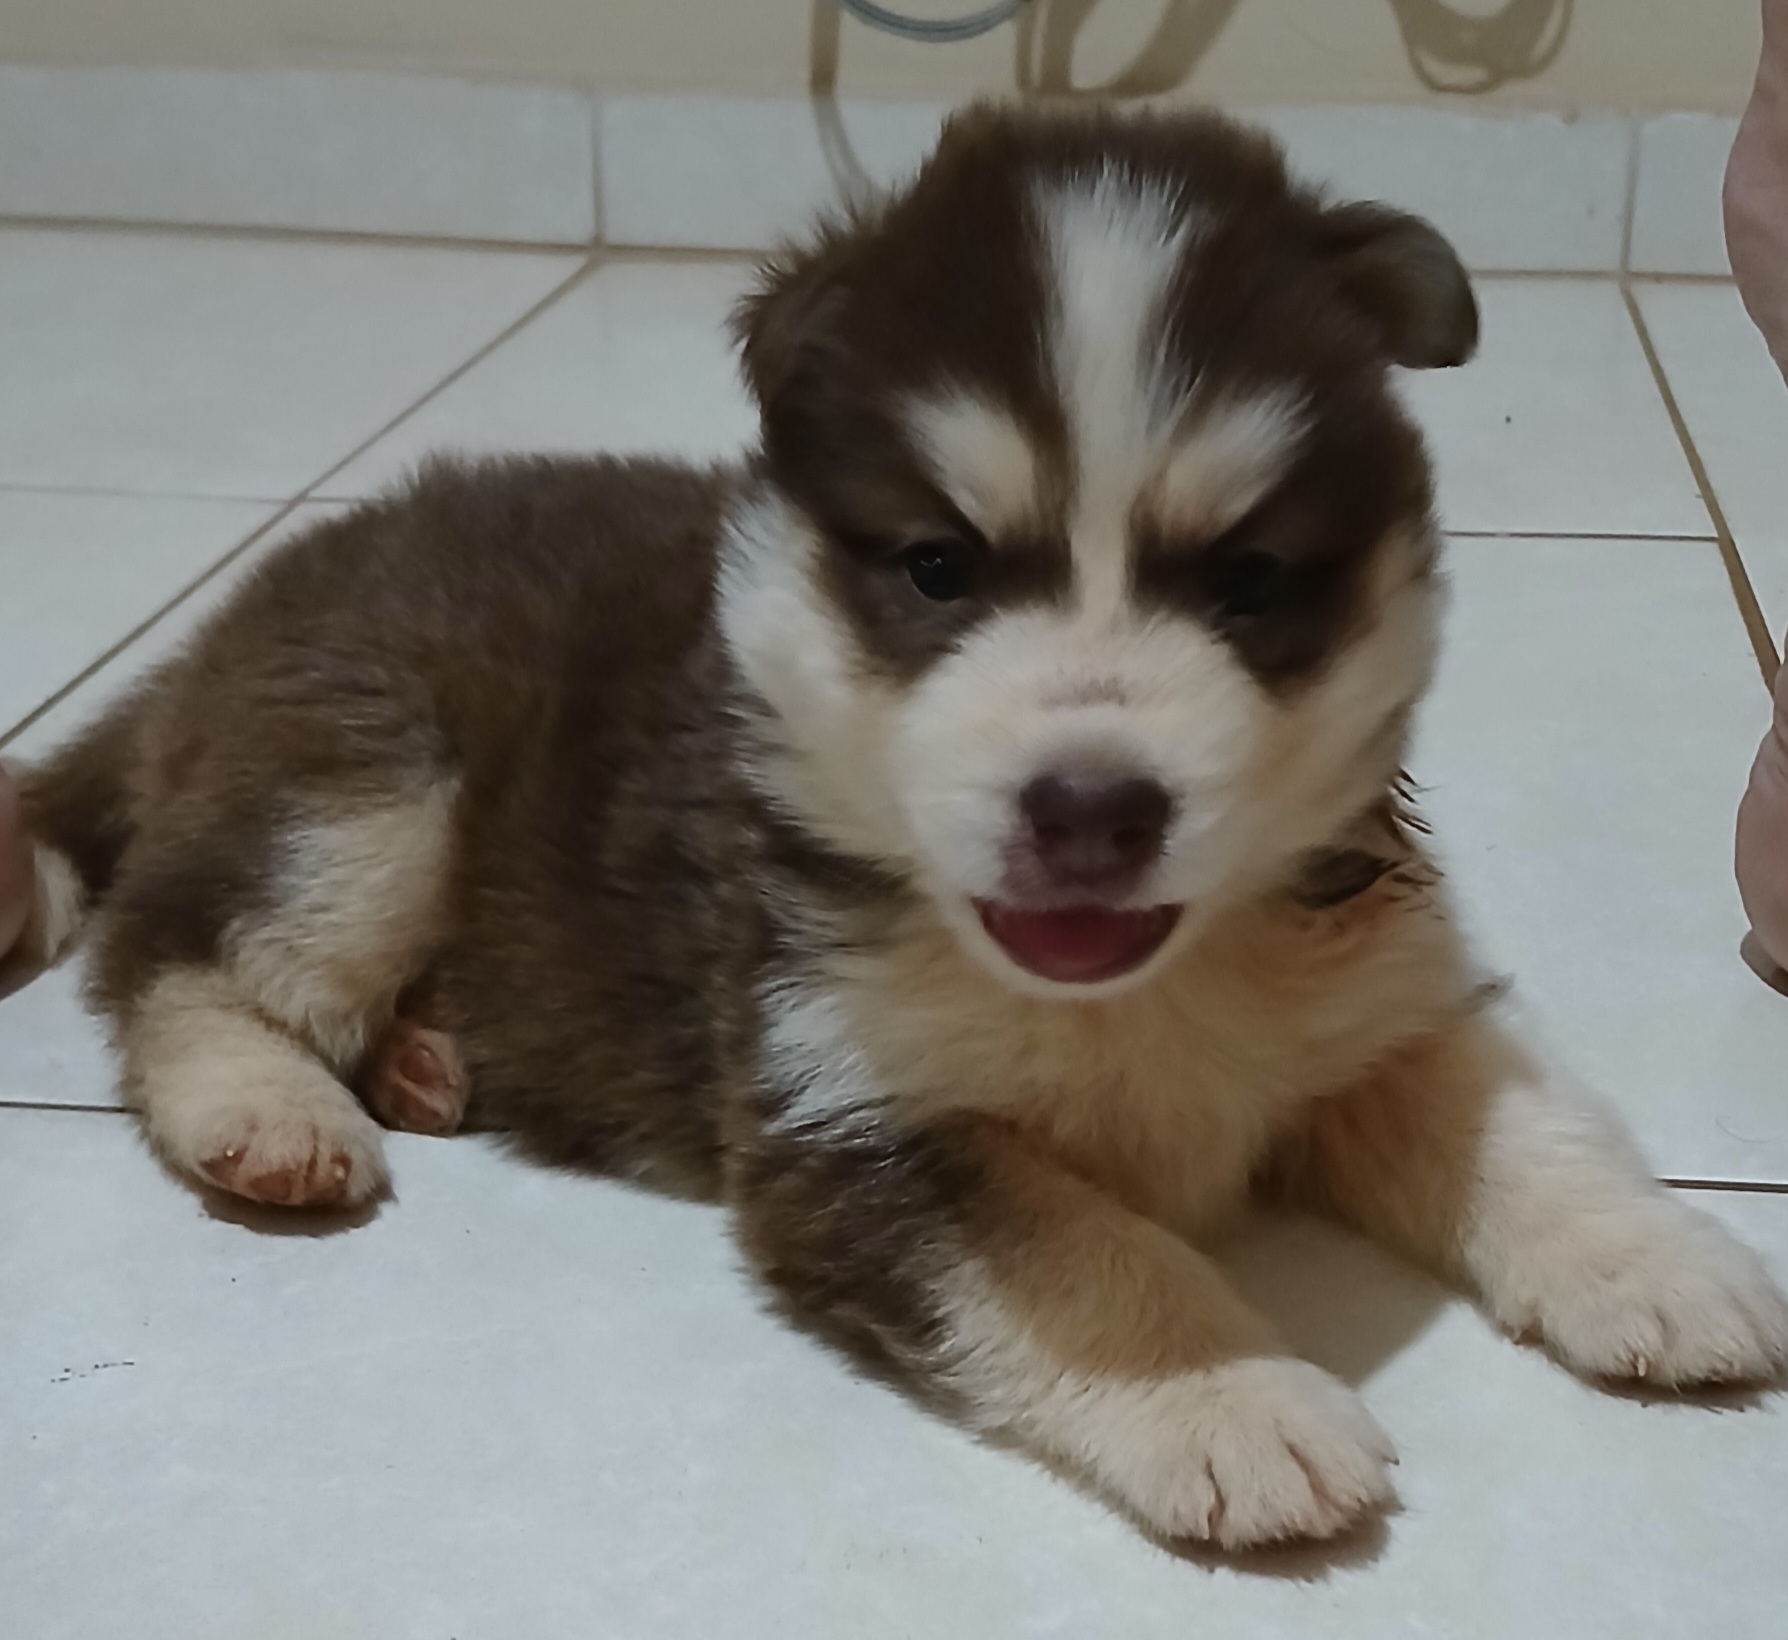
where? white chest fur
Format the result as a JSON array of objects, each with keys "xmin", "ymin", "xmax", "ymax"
[{"xmin": 787, "ymin": 872, "xmax": 1478, "ymax": 1236}]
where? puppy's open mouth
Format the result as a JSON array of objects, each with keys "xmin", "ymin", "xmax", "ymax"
[{"xmin": 974, "ymin": 902, "xmax": 1182, "ymax": 986}]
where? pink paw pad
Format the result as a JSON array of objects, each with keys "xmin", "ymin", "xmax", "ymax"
[{"xmin": 357, "ymin": 1019, "xmax": 468, "ymax": 1136}]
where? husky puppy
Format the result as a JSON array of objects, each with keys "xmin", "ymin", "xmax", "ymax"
[{"xmin": 7, "ymin": 108, "xmax": 1784, "ymax": 1549}]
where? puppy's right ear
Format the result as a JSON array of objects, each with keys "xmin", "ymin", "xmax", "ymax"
[{"xmin": 730, "ymin": 230, "xmax": 854, "ymax": 414}]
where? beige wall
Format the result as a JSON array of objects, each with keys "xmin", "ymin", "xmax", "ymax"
[{"xmin": 0, "ymin": 0, "xmax": 1761, "ymax": 113}]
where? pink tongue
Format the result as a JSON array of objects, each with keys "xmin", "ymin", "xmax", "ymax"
[{"xmin": 978, "ymin": 903, "xmax": 1181, "ymax": 985}]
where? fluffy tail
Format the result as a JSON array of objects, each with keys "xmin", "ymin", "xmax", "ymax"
[{"xmin": 0, "ymin": 693, "xmax": 148, "ymax": 993}]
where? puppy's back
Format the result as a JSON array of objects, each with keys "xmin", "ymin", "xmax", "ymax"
[{"xmin": 149, "ymin": 455, "xmax": 736, "ymax": 795}]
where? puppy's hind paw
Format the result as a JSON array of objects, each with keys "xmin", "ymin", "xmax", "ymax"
[{"xmin": 357, "ymin": 1018, "xmax": 467, "ymax": 1136}]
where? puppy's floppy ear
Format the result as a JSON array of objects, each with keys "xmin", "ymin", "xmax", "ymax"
[
  {"xmin": 1318, "ymin": 203, "xmax": 1479, "ymax": 369},
  {"xmin": 730, "ymin": 230, "xmax": 853, "ymax": 412}
]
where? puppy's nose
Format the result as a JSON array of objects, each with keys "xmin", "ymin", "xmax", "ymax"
[{"xmin": 1019, "ymin": 770, "xmax": 1172, "ymax": 892}]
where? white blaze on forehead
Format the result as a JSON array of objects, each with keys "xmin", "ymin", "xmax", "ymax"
[
  {"xmin": 907, "ymin": 391, "xmax": 1041, "ymax": 535},
  {"xmin": 1039, "ymin": 169, "xmax": 1197, "ymax": 616},
  {"xmin": 1154, "ymin": 387, "xmax": 1310, "ymax": 536}
]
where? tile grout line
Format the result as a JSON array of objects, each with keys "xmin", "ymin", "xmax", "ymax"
[
  {"xmin": 0, "ymin": 481, "xmax": 292, "ymax": 504},
  {"xmin": 0, "ymin": 212, "xmax": 758, "ymax": 264},
  {"xmin": 1620, "ymin": 281, "xmax": 1780, "ymax": 685},
  {"xmin": 1464, "ymin": 268, "xmax": 1622, "ymax": 283},
  {"xmin": 590, "ymin": 97, "xmax": 607, "ymax": 251},
  {"xmin": 1624, "ymin": 270, "xmax": 1743, "ymax": 287},
  {"xmin": 1445, "ymin": 528, "xmax": 1719, "ymax": 543},
  {"xmin": 1617, "ymin": 113, "xmax": 1640, "ymax": 280},
  {"xmin": 0, "ymin": 251, "xmax": 603, "ymax": 753},
  {"xmin": 0, "ymin": 212, "xmax": 595, "ymax": 257},
  {"xmin": 0, "ymin": 1100, "xmax": 129, "ymax": 1117},
  {"xmin": 1663, "ymin": 1176, "xmax": 1788, "ymax": 1196},
  {"xmin": 270, "ymin": 247, "xmax": 606, "ymax": 499},
  {"xmin": 0, "ymin": 498, "xmax": 310, "ymax": 753}
]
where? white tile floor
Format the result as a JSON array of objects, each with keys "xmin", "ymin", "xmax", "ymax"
[{"xmin": 2, "ymin": 225, "xmax": 1787, "ymax": 1638}]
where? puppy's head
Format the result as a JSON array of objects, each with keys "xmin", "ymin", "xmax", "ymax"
[{"xmin": 720, "ymin": 107, "xmax": 1474, "ymax": 997}]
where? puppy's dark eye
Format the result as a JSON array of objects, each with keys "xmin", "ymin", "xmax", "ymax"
[
  {"xmin": 1205, "ymin": 546, "xmax": 1282, "ymax": 620},
  {"xmin": 902, "ymin": 538, "xmax": 981, "ymax": 602}
]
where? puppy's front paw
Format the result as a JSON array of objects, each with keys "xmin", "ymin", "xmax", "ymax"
[
  {"xmin": 151, "ymin": 1059, "xmax": 391, "ymax": 1210},
  {"xmin": 1502, "ymin": 1199, "xmax": 1788, "ymax": 1388},
  {"xmin": 1076, "ymin": 1357, "xmax": 1396, "ymax": 1549}
]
